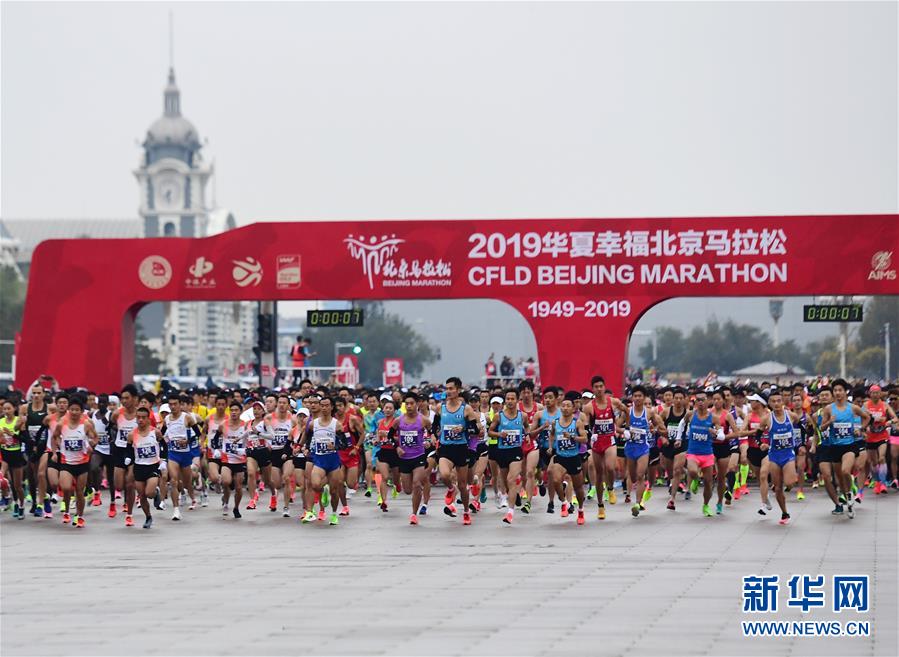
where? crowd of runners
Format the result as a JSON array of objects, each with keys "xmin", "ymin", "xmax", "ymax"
[{"xmin": 1, "ymin": 374, "xmax": 897, "ymax": 530}]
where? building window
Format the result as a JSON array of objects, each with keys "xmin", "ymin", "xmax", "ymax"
[
  {"xmin": 164, "ymin": 222, "xmax": 176, "ymax": 237},
  {"xmin": 184, "ymin": 176, "xmax": 191, "ymax": 209},
  {"xmin": 147, "ymin": 179, "xmax": 155, "ymax": 210}
]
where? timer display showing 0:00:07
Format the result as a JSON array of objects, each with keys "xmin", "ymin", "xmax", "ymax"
[
  {"xmin": 802, "ymin": 305, "xmax": 863, "ymax": 322},
  {"xmin": 527, "ymin": 300, "xmax": 631, "ymax": 318},
  {"xmin": 306, "ymin": 309, "xmax": 364, "ymax": 327}
]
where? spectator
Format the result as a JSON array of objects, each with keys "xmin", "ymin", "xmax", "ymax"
[
  {"xmin": 485, "ymin": 353, "xmax": 497, "ymax": 388},
  {"xmin": 500, "ymin": 356, "xmax": 514, "ymax": 380}
]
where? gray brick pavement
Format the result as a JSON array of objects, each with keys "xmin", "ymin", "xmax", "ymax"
[{"xmin": 1, "ymin": 486, "xmax": 896, "ymax": 656}]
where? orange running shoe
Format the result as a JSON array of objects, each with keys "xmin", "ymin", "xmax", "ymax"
[
  {"xmin": 462, "ymin": 512, "xmax": 471, "ymax": 526},
  {"xmin": 577, "ymin": 510, "xmax": 585, "ymax": 526},
  {"xmin": 91, "ymin": 491, "xmax": 102, "ymax": 507},
  {"xmin": 76, "ymin": 516, "xmax": 85, "ymax": 528},
  {"xmin": 560, "ymin": 503, "xmax": 569, "ymax": 518},
  {"xmin": 444, "ymin": 488, "xmax": 455, "ymax": 506},
  {"xmin": 409, "ymin": 513, "xmax": 419, "ymax": 525},
  {"xmin": 108, "ymin": 503, "xmax": 117, "ymax": 518},
  {"xmin": 502, "ymin": 511, "xmax": 513, "ymax": 524},
  {"xmin": 125, "ymin": 514, "xmax": 134, "ymax": 527},
  {"xmin": 62, "ymin": 512, "xmax": 71, "ymax": 524}
]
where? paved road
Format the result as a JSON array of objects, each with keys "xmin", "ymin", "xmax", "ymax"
[{"xmin": 2, "ymin": 485, "xmax": 896, "ymax": 657}]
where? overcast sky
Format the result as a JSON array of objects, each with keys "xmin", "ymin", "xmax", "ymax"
[{"xmin": 2, "ymin": 1, "xmax": 896, "ymax": 379}]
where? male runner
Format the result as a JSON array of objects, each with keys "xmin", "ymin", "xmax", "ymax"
[
  {"xmin": 548, "ymin": 391, "xmax": 588, "ymax": 525},
  {"xmin": 488, "ymin": 388, "xmax": 530, "ymax": 525},
  {"xmin": 819, "ymin": 379, "xmax": 870, "ymax": 519},
  {"xmin": 434, "ymin": 377, "xmax": 481, "ymax": 524},
  {"xmin": 618, "ymin": 385, "xmax": 667, "ymax": 517}
]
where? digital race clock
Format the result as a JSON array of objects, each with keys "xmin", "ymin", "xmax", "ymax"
[
  {"xmin": 306, "ymin": 309, "xmax": 364, "ymax": 327},
  {"xmin": 802, "ymin": 304, "xmax": 863, "ymax": 322}
]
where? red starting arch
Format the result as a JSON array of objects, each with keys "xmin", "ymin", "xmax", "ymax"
[{"xmin": 16, "ymin": 214, "xmax": 899, "ymax": 391}]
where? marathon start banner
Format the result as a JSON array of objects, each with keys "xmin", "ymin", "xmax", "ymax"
[{"xmin": 17, "ymin": 214, "xmax": 899, "ymax": 390}]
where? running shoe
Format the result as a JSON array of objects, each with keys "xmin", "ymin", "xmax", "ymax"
[
  {"xmin": 502, "ymin": 511, "xmax": 513, "ymax": 524},
  {"xmin": 321, "ymin": 484, "xmax": 330, "ymax": 508},
  {"xmin": 631, "ymin": 503, "xmax": 641, "ymax": 517},
  {"xmin": 246, "ymin": 499, "xmax": 257, "ymax": 510},
  {"xmin": 666, "ymin": 500, "xmax": 675, "ymax": 511},
  {"xmin": 847, "ymin": 503, "xmax": 855, "ymax": 519},
  {"xmin": 715, "ymin": 502, "xmax": 723, "ymax": 515},
  {"xmin": 684, "ymin": 491, "xmax": 692, "ymax": 501},
  {"xmin": 91, "ymin": 491, "xmax": 102, "ymax": 507},
  {"xmin": 702, "ymin": 504, "xmax": 713, "ymax": 517},
  {"xmin": 282, "ymin": 506, "xmax": 291, "ymax": 518},
  {"xmin": 479, "ymin": 487, "xmax": 488, "ymax": 504},
  {"xmin": 419, "ymin": 504, "xmax": 428, "ymax": 515},
  {"xmin": 62, "ymin": 512, "xmax": 71, "ymax": 524},
  {"xmin": 608, "ymin": 490, "xmax": 617, "ymax": 505},
  {"xmin": 500, "ymin": 495, "xmax": 509, "ymax": 509},
  {"xmin": 200, "ymin": 491, "xmax": 209, "ymax": 507},
  {"xmin": 143, "ymin": 516, "xmax": 153, "ymax": 529},
  {"xmin": 624, "ymin": 494, "xmax": 631, "ymax": 505},
  {"xmin": 222, "ymin": 503, "xmax": 229, "ymax": 516},
  {"xmin": 442, "ymin": 504, "xmax": 455, "ymax": 517},
  {"xmin": 855, "ymin": 490, "xmax": 864, "ymax": 503},
  {"xmin": 329, "ymin": 512, "xmax": 339, "ymax": 525},
  {"xmin": 269, "ymin": 496, "xmax": 277, "ymax": 511},
  {"xmin": 690, "ymin": 478, "xmax": 700, "ymax": 494},
  {"xmin": 539, "ymin": 483, "xmax": 547, "ymax": 497},
  {"xmin": 409, "ymin": 513, "xmax": 419, "ymax": 525},
  {"xmin": 546, "ymin": 501, "xmax": 554, "ymax": 513},
  {"xmin": 891, "ymin": 479, "xmax": 899, "ymax": 490},
  {"xmin": 570, "ymin": 496, "xmax": 579, "ymax": 508},
  {"xmin": 59, "ymin": 498, "xmax": 67, "ymax": 513},
  {"xmin": 172, "ymin": 507, "xmax": 181, "ymax": 521},
  {"xmin": 576, "ymin": 510, "xmax": 585, "ymax": 526},
  {"xmin": 377, "ymin": 494, "xmax": 383, "ymax": 506},
  {"xmin": 76, "ymin": 516, "xmax": 85, "ymax": 528},
  {"xmin": 831, "ymin": 504, "xmax": 844, "ymax": 515},
  {"xmin": 796, "ymin": 490, "xmax": 806, "ymax": 501},
  {"xmin": 838, "ymin": 494, "xmax": 847, "ymax": 505},
  {"xmin": 597, "ymin": 505, "xmax": 606, "ymax": 520},
  {"xmin": 586, "ymin": 485, "xmax": 596, "ymax": 500},
  {"xmin": 317, "ymin": 509, "xmax": 326, "ymax": 521},
  {"xmin": 560, "ymin": 503, "xmax": 569, "ymax": 518},
  {"xmin": 392, "ymin": 486, "xmax": 399, "ymax": 499},
  {"xmin": 364, "ymin": 487, "xmax": 372, "ymax": 497},
  {"xmin": 522, "ymin": 499, "xmax": 531, "ymax": 514},
  {"xmin": 462, "ymin": 512, "xmax": 471, "ymax": 526},
  {"xmin": 233, "ymin": 508, "xmax": 242, "ymax": 519},
  {"xmin": 757, "ymin": 505, "xmax": 767, "ymax": 516},
  {"xmin": 339, "ymin": 506, "xmax": 350, "ymax": 516},
  {"xmin": 189, "ymin": 499, "xmax": 198, "ymax": 511},
  {"xmin": 779, "ymin": 513, "xmax": 791, "ymax": 525},
  {"xmin": 733, "ymin": 488, "xmax": 741, "ymax": 500},
  {"xmin": 724, "ymin": 489, "xmax": 733, "ymax": 502},
  {"xmin": 765, "ymin": 501, "xmax": 772, "ymax": 511},
  {"xmin": 301, "ymin": 510, "xmax": 315, "ymax": 523},
  {"xmin": 641, "ymin": 488, "xmax": 652, "ymax": 504},
  {"xmin": 515, "ymin": 494, "xmax": 522, "ymax": 507},
  {"xmin": 34, "ymin": 506, "xmax": 44, "ymax": 518}
]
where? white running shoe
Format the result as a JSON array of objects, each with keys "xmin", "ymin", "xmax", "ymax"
[
  {"xmin": 764, "ymin": 501, "xmax": 772, "ymax": 511},
  {"xmin": 172, "ymin": 507, "xmax": 181, "ymax": 521},
  {"xmin": 500, "ymin": 495, "xmax": 509, "ymax": 509},
  {"xmin": 222, "ymin": 503, "xmax": 229, "ymax": 516},
  {"xmin": 282, "ymin": 506, "xmax": 290, "ymax": 518},
  {"xmin": 200, "ymin": 492, "xmax": 208, "ymax": 507}
]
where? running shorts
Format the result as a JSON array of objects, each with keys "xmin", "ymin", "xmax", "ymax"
[
  {"xmin": 552, "ymin": 454, "xmax": 582, "ymax": 476},
  {"xmin": 133, "ymin": 463, "xmax": 160, "ymax": 482},
  {"xmin": 399, "ymin": 454, "xmax": 427, "ymax": 474},
  {"xmin": 495, "ymin": 447, "xmax": 523, "ymax": 470},
  {"xmin": 437, "ymin": 444, "xmax": 469, "ymax": 468}
]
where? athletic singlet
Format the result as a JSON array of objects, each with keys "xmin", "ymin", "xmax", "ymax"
[
  {"xmin": 339, "ymin": 414, "xmax": 358, "ymax": 449},
  {"xmin": 362, "ymin": 412, "xmax": 378, "ymax": 446},
  {"xmin": 439, "ymin": 402, "xmax": 467, "ymax": 446},
  {"xmin": 269, "ymin": 414, "xmax": 293, "ymax": 450},
  {"xmin": 114, "ymin": 408, "xmax": 139, "ymax": 449},
  {"xmin": 246, "ymin": 418, "xmax": 271, "ymax": 450},
  {"xmin": 769, "ymin": 411, "xmax": 794, "ymax": 453},
  {"xmin": 131, "ymin": 428, "xmax": 161, "ymax": 465},
  {"xmin": 591, "ymin": 399, "xmax": 616, "ymax": 444},
  {"xmin": 863, "ymin": 401, "xmax": 888, "ymax": 442},
  {"xmin": 829, "ymin": 403, "xmax": 856, "ymax": 446},
  {"xmin": 747, "ymin": 412, "xmax": 764, "ymax": 449},
  {"xmin": 538, "ymin": 408, "xmax": 561, "ymax": 449},
  {"xmin": 377, "ymin": 417, "xmax": 397, "ymax": 449},
  {"xmin": 714, "ymin": 409, "xmax": 730, "ymax": 443},
  {"xmin": 665, "ymin": 407, "xmax": 686, "ymax": 443},
  {"xmin": 25, "ymin": 403, "xmax": 49, "ymax": 446},
  {"xmin": 497, "ymin": 410, "xmax": 524, "ymax": 449},
  {"xmin": 0, "ymin": 416, "xmax": 21, "ymax": 451},
  {"xmin": 165, "ymin": 413, "xmax": 191, "ymax": 453},
  {"xmin": 91, "ymin": 410, "xmax": 110, "ymax": 454},
  {"xmin": 222, "ymin": 422, "xmax": 247, "ymax": 464},
  {"xmin": 553, "ymin": 416, "xmax": 579, "ymax": 457},
  {"xmin": 310, "ymin": 418, "xmax": 338, "ymax": 456},
  {"xmin": 792, "ymin": 411, "xmax": 807, "ymax": 448},
  {"xmin": 59, "ymin": 419, "xmax": 90, "ymax": 464},
  {"xmin": 686, "ymin": 411, "xmax": 714, "ymax": 456},
  {"xmin": 627, "ymin": 407, "xmax": 652, "ymax": 448},
  {"xmin": 519, "ymin": 402, "xmax": 539, "ymax": 450},
  {"xmin": 397, "ymin": 414, "xmax": 426, "ymax": 459},
  {"xmin": 206, "ymin": 414, "xmax": 227, "ymax": 457}
]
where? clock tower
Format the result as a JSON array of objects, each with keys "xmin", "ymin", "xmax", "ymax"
[{"xmin": 135, "ymin": 67, "xmax": 211, "ymax": 239}]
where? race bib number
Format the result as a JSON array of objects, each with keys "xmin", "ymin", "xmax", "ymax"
[
  {"xmin": 224, "ymin": 442, "xmax": 239, "ymax": 455},
  {"xmin": 136, "ymin": 445, "xmax": 157, "ymax": 459},
  {"xmin": 272, "ymin": 430, "xmax": 289, "ymax": 447},
  {"xmin": 594, "ymin": 418, "xmax": 614, "ymax": 435},
  {"xmin": 63, "ymin": 438, "xmax": 83, "ymax": 452},
  {"xmin": 170, "ymin": 437, "xmax": 189, "ymax": 451},
  {"xmin": 314, "ymin": 438, "xmax": 335, "ymax": 454},
  {"xmin": 28, "ymin": 425, "xmax": 42, "ymax": 439},
  {"xmin": 556, "ymin": 435, "xmax": 577, "ymax": 452},
  {"xmin": 772, "ymin": 431, "xmax": 792, "ymax": 450},
  {"xmin": 500, "ymin": 430, "xmax": 521, "ymax": 447},
  {"xmin": 117, "ymin": 429, "xmax": 131, "ymax": 447},
  {"xmin": 97, "ymin": 432, "xmax": 109, "ymax": 446},
  {"xmin": 443, "ymin": 424, "xmax": 463, "ymax": 441},
  {"xmin": 833, "ymin": 422, "xmax": 852, "ymax": 438},
  {"xmin": 629, "ymin": 428, "xmax": 647, "ymax": 443},
  {"xmin": 399, "ymin": 430, "xmax": 418, "ymax": 448},
  {"xmin": 689, "ymin": 429, "xmax": 708, "ymax": 443}
]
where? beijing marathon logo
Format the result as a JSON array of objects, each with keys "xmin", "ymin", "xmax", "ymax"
[
  {"xmin": 344, "ymin": 234, "xmax": 452, "ymax": 289},
  {"xmin": 868, "ymin": 251, "xmax": 895, "ymax": 281}
]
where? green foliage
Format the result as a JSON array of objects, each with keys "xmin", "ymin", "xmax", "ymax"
[
  {"xmin": 0, "ymin": 266, "xmax": 25, "ymax": 370},
  {"xmin": 134, "ymin": 319, "xmax": 162, "ymax": 375},
  {"xmin": 855, "ymin": 297, "xmax": 898, "ymax": 377},
  {"xmin": 305, "ymin": 302, "xmax": 439, "ymax": 385}
]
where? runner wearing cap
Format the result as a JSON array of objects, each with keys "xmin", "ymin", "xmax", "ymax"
[
  {"xmin": 487, "ymin": 395, "xmax": 505, "ymax": 507},
  {"xmin": 244, "ymin": 400, "xmax": 272, "ymax": 511},
  {"xmin": 745, "ymin": 392, "xmax": 773, "ymax": 516}
]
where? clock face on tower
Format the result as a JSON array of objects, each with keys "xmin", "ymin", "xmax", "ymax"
[{"xmin": 156, "ymin": 176, "xmax": 182, "ymax": 210}]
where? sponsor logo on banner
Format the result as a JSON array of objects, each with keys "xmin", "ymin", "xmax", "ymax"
[
  {"xmin": 186, "ymin": 257, "xmax": 216, "ymax": 288},
  {"xmin": 868, "ymin": 251, "xmax": 895, "ymax": 281},
  {"xmin": 138, "ymin": 255, "xmax": 172, "ymax": 289},
  {"xmin": 232, "ymin": 257, "xmax": 263, "ymax": 287},
  {"xmin": 344, "ymin": 234, "xmax": 452, "ymax": 289},
  {"xmin": 276, "ymin": 255, "xmax": 302, "ymax": 289}
]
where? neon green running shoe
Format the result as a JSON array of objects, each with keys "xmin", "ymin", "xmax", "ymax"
[
  {"xmin": 702, "ymin": 504, "xmax": 713, "ymax": 517},
  {"xmin": 586, "ymin": 486, "xmax": 596, "ymax": 500},
  {"xmin": 642, "ymin": 487, "xmax": 652, "ymax": 504},
  {"xmin": 392, "ymin": 486, "xmax": 399, "ymax": 499},
  {"xmin": 329, "ymin": 512, "xmax": 339, "ymax": 526},
  {"xmin": 301, "ymin": 510, "xmax": 316, "ymax": 523},
  {"xmin": 690, "ymin": 478, "xmax": 700, "ymax": 494},
  {"xmin": 321, "ymin": 484, "xmax": 330, "ymax": 507}
]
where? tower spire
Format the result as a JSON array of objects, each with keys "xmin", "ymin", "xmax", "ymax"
[
  {"xmin": 168, "ymin": 10, "xmax": 174, "ymax": 69},
  {"xmin": 163, "ymin": 12, "xmax": 180, "ymax": 117}
]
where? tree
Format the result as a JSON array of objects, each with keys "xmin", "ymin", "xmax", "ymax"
[
  {"xmin": 637, "ymin": 327, "xmax": 686, "ymax": 373},
  {"xmin": 852, "ymin": 347, "xmax": 886, "ymax": 379},
  {"xmin": 855, "ymin": 297, "xmax": 897, "ymax": 378},
  {"xmin": 0, "ymin": 266, "xmax": 25, "ymax": 371},
  {"xmin": 134, "ymin": 320, "xmax": 162, "ymax": 375},
  {"xmin": 305, "ymin": 302, "xmax": 439, "ymax": 385}
]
